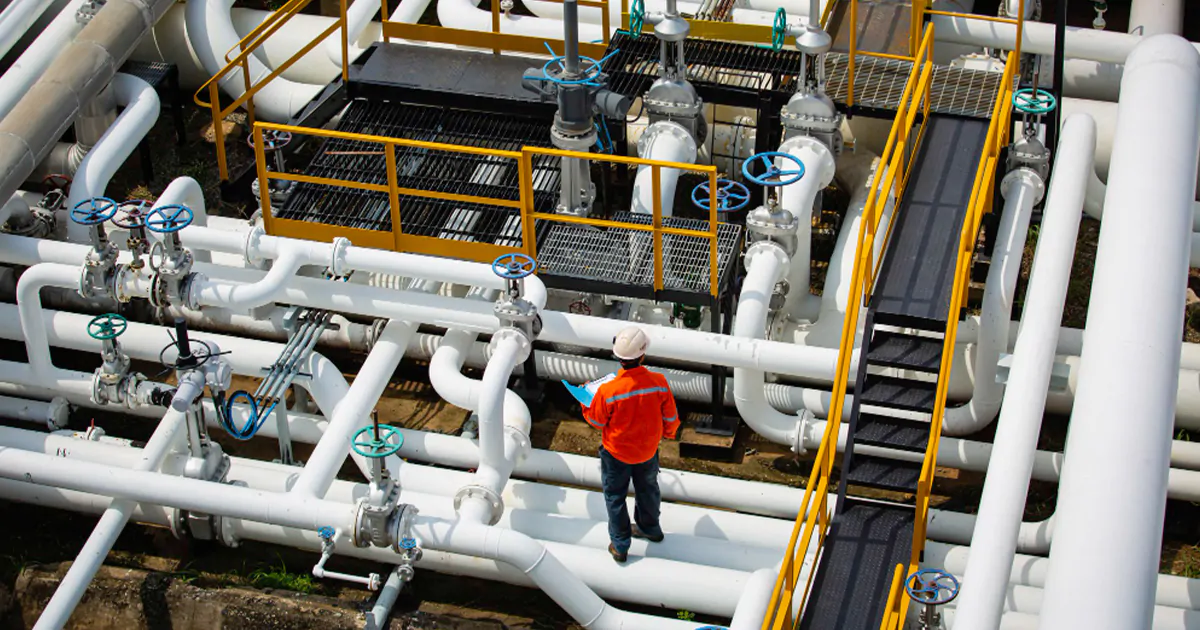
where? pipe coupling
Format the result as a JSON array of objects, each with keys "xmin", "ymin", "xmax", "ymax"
[
  {"xmin": 1001, "ymin": 167, "xmax": 1046, "ymax": 204},
  {"xmin": 636, "ymin": 120, "xmax": 697, "ymax": 162},
  {"xmin": 792, "ymin": 408, "xmax": 817, "ymax": 455},
  {"xmin": 242, "ymin": 225, "xmax": 267, "ymax": 267},
  {"xmin": 329, "ymin": 237, "xmax": 352, "ymax": 278},
  {"xmin": 453, "ymin": 484, "xmax": 505, "ymax": 525}
]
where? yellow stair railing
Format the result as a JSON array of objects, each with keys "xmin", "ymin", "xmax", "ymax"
[{"xmin": 757, "ymin": 23, "xmax": 935, "ymax": 630}]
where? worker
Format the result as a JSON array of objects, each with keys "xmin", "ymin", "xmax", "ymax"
[{"xmin": 583, "ymin": 326, "xmax": 680, "ymax": 563}]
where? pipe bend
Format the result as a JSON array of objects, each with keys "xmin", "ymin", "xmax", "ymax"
[{"xmin": 190, "ymin": 249, "xmax": 305, "ymax": 312}]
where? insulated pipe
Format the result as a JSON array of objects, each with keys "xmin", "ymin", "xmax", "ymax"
[
  {"xmin": 64, "ymin": 73, "xmax": 160, "ymax": 243},
  {"xmin": 183, "ymin": 0, "xmax": 322, "ymax": 122},
  {"xmin": 33, "ymin": 371, "xmax": 200, "ymax": 630},
  {"xmin": 0, "ymin": 0, "xmax": 60, "ymax": 61},
  {"xmin": 1038, "ymin": 36, "xmax": 1200, "ymax": 630},
  {"xmin": 951, "ymin": 114, "xmax": 1095, "ymax": 630},
  {"xmin": 777, "ymin": 135, "xmax": 836, "ymax": 320},
  {"xmin": 1085, "ymin": 165, "xmax": 1200, "ymax": 232},
  {"xmin": 631, "ymin": 122, "xmax": 698, "ymax": 218},
  {"xmin": 0, "ymin": 0, "xmax": 89, "ymax": 122},
  {"xmin": 943, "ymin": 169, "xmax": 1043, "ymax": 435},
  {"xmin": 0, "ymin": 394, "xmax": 68, "ymax": 429}
]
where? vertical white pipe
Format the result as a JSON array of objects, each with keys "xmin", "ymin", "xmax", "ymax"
[
  {"xmin": 1128, "ymin": 0, "xmax": 1183, "ymax": 36},
  {"xmin": 778, "ymin": 135, "xmax": 835, "ymax": 319},
  {"xmin": 631, "ymin": 122, "xmax": 698, "ymax": 218},
  {"xmin": 32, "ymin": 372, "xmax": 200, "ymax": 629},
  {"xmin": 471, "ymin": 334, "xmax": 524, "ymax": 498},
  {"xmin": 952, "ymin": 115, "xmax": 1095, "ymax": 630},
  {"xmin": 291, "ymin": 320, "xmax": 417, "ymax": 498},
  {"xmin": 1038, "ymin": 36, "xmax": 1200, "ymax": 630},
  {"xmin": 15, "ymin": 263, "xmax": 82, "ymax": 383}
]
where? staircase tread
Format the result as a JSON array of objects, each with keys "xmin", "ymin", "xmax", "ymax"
[
  {"xmin": 845, "ymin": 453, "xmax": 922, "ymax": 494},
  {"xmin": 867, "ymin": 330, "xmax": 944, "ymax": 373},
  {"xmin": 854, "ymin": 413, "xmax": 931, "ymax": 452},
  {"xmin": 858, "ymin": 373, "xmax": 938, "ymax": 413}
]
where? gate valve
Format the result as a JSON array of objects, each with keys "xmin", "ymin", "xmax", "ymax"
[
  {"xmin": 691, "ymin": 179, "xmax": 751, "ymax": 215},
  {"xmin": 743, "ymin": 152, "xmax": 805, "ymax": 243},
  {"xmin": 312, "ymin": 525, "xmax": 383, "ymax": 591},
  {"xmin": 88, "ymin": 313, "xmax": 131, "ymax": 403},
  {"xmin": 248, "ymin": 129, "xmax": 292, "ymax": 177},
  {"xmin": 491, "ymin": 253, "xmax": 538, "ymax": 300},
  {"xmin": 71, "ymin": 197, "xmax": 117, "ymax": 250},
  {"xmin": 160, "ymin": 318, "xmax": 212, "ymax": 373},
  {"xmin": 351, "ymin": 415, "xmax": 406, "ymax": 550},
  {"xmin": 114, "ymin": 199, "xmax": 153, "ymax": 265},
  {"xmin": 491, "ymin": 253, "xmax": 541, "ymax": 339},
  {"xmin": 905, "ymin": 568, "xmax": 960, "ymax": 630},
  {"xmin": 72, "ymin": 197, "xmax": 120, "ymax": 298},
  {"xmin": 145, "ymin": 204, "xmax": 195, "ymax": 307}
]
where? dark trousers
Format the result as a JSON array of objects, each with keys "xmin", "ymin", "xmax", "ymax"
[{"xmin": 600, "ymin": 447, "xmax": 663, "ymax": 554}]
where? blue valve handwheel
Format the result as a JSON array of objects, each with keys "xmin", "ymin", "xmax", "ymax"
[
  {"xmin": 70, "ymin": 197, "xmax": 118, "ymax": 225},
  {"xmin": 398, "ymin": 537, "xmax": 418, "ymax": 550},
  {"xmin": 113, "ymin": 199, "xmax": 152, "ymax": 229},
  {"xmin": 692, "ymin": 179, "xmax": 751, "ymax": 212},
  {"xmin": 145, "ymin": 204, "xmax": 194, "ymax": 234},
  {"xmin": 1012, "ymin": 88, "xmax": 1057, "ymax": 114},
  {"xmin": 630, "ymin": 0, "xmax": 645, "ymax": 35},
  {"xmin": 905, "ymin": 568, "xmax": 960, "ymax": 605},
  {"xmin": 742, "ymin": 152, "xmax": 806, "ymax": 187},
  {"xmin": 352, "ymin": 424, "xmax": 404, "ymax": 459},
  {"xmin": 492, "ymin": 253, "xmax": 538, "ymax": 279},
  {"xmin": 539, "ymin": 54, "xmax": 604, "ymax": 86},
  {"xmin": 87, "ymin": 313, "xmax": 127, "ymax": 340},
  {"xmin": 249, "ymin": 129, "xmax": 293, "ymax": 150},
  {"xmin": 317, "ymin": 526, "xmax": 335, "ymax": 540},
  {"xmin": 772, "ymin": 8, "xmax": 787, "ymax": 51}
]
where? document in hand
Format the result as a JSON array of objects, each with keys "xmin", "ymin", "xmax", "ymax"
[{"xmin": 562, "ymin": 372, "xmax": 617, "ymax": 407}]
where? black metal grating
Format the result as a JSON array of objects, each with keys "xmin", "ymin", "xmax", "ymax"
[
  {"xmin": 535, "ymin": 212, "xmax": 741, "ymax": 296},
  {"xmin": 601, "ymin": 31, "xmax": 804, "ymax": 102},
  {"xmin": 276, "ymin": 100, "xmax": 559, "ymax": 245},
  {"xmin": 823, "ymin": 53, "xmax": 1014, "ymax": 118},
  {"xmin": 120, "ymin": 60, "xmax": 176, "ymax": 88}
]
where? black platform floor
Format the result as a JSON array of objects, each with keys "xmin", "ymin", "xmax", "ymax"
[{"xmin": 870, "ymin": 114, "xmax": 987, "ymax": 325}]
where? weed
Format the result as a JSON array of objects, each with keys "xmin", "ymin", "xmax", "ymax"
[
  {"xmin": 247, "ymin": 554, "xmax": 317, "ymax": 594},
  {"xmin": 676, "ymin": 610, "xmax": 696, "ymax": 621}
]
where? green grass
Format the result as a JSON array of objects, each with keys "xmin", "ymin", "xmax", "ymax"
[{"xmin": 247, "ymin": 554, "xmax": 317, "ymax": 594}]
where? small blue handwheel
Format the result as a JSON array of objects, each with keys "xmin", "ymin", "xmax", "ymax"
[
  {"xmin": 249, "ymin": 129, "xmax": 293, "ymax": 151},
  {"xmin": 352, "ymin": 424, "xmax": 403, "ymax": 459},
  {"xmin": 629, "ymin": 0, "xmax": 645, "ymax": 35},
  {"xmin": 398, "ymin": 537, "xmax": 418, "ymax": 550},
  {"xmin": 492, "ymin": 253, "xmax": 538, "ymax": 279},
  {"xmin": 87, "ymin": 313, "xmax": 127, "ymax": 340},
  {"xmin": 70, "ymin": 197, "xmax": 118, "ymax": 225},
  {"xmin": 772, "ymin": 8, "xmax": 787, "ymax": 51},
  {"xmin": 905, "ymin": 568, "xmax": 960, "ymax": 606},
  {"xmin": 742, "ymin": 152, "xmax": 806, "ymax": 187},
  {"xmin": 145, "ymin": 204, "xmax": 194, "ymax": 234},
  {"xmin": 692, "ymin": 179, "xmax": 751, "ymax": 212},
  {"xmin": 317, "ymin": 526, "xmax": 335, "ymax": 540},
  {"xmin": 1012, "ymin": 88, "xmax": 1057, "ymax": 114},
  {"xmin": 113, "ymin": 199, "xmax": 152, "ymax": 229}
]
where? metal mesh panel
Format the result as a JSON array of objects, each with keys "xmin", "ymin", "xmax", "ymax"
[
  {"xmin": 275, "ymin": 100, "xmax": 559, "ymax": 246},
  {"xmin": 822, "ymin": 53, "xmax": 1013, "ymax": 118}
]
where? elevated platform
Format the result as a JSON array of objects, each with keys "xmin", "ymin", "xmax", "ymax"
[{"xmin": 822, "ymin": 53, "xmax": 1012, "ymax": 119}]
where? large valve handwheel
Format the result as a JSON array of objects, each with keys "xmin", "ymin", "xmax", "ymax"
[
  {"xmin": 1012, "ymin": 88, "xmax": 1057, "ymax": 115},
  {"xmin": 743, "ymin": 152, "xmax": 806, "ymax": 187},
  {"xmin": 692, "ymin": 179, "xmax": 751, "ymax": 212},
  {"xmin": 772, "ymin": 8, "xmax": 788, "ymax": 51},
  {"xmin": 70, "ymin": 197, "xmax": 118, "ymax": 225},
  {"xmin": 145, "ymin": 204, "xmax": 194, "ymax": 234},
  {"xmin": 905, "ymin": 569, "xmax": 960, "ymax": 606},
  {"xmin": 629, "ymin": 0, "xmax": 645, "ymax": 35},
  {"xmin": 87, "ymin": 313, "xmax": 128, "ymax": 340},
  {"xmin": 248, "ymin": 129, "xmax": 293, "ymax": 151},
  {"xmin": 42, "ymin": 173, "xmax": 72, "ymax": 195},
  {"xmin": 113, "ymin": 199, "xmax": 152, "ymax": 229},
  {"xmin": 539, "ymin": 53, "xmax": 605, "ymax": 87},
  {"xmin": 492, "ymin": 253, "xmax": 538, "ymax": 279},
  {"xmin": 352, "ymin": 424, "xmax": 404, "ymax": 458}
]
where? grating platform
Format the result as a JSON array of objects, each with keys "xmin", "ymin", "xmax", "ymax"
[
  {"xmin": 826, "ymin": 0, "xmax": 913, "ymax": 58},
  {"xmin": 535, "ymin": 212, "xmax": 742, "ymax": 302},
  {"xmin": 276, "ymin": 99, "xmax": 558, "ymax": 246},
  {"xmin": 823, "ymin": 53, "xmax": 1013, "ymax": 119}
]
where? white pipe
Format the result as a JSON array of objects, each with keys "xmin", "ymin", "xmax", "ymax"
[
  {"xmin": 467, "ymin": 332, "xmax": 526, "ymax": 506},
  {"xmin": 15, "ymin": 263, "xmax": 92, "ymax": 387},
  {"xmin": 437, "ymin": 0, "xmax": 602, "ymax": 46},
  {"xmin": 951, "ymin": 115, "xmax": 1095, "ymax": 630},
  {"xmin": 1128, "ymin": 0, "xmax": 1183, "ymax": 36},
  {"xmin": 777, "ymin": 135, "xmax": 836, "ymax": 320},
  {"xmin": 1039, "ymin": 35, "xmax": 1200, "ymax": 630},
  {"xmin": 1085, "ymin": 162, "xmax": 1200, "ymax": 232},
  {"xmin": 291, "ymin": 319, "xmax": 416, "ymax": 498},
  {"xmin": 631, "ymin": 122, "xmax": 698, "ymax": 218},
  {"xmin": 325, "ymin": 0, "xmax": 432, "ymax": 65},
  {"xmin": 0, "ymin": 0, "xmax": 88, "ymax": 121},
  {"xmin": 0, "ymin": 0, "xmax": 59, "ymax": 60},
  {"xmin": 146, "ymin": 177, "xmax": 211, "ymax": 262},
  {"xmin": 33, "ymin": 372, "xmax": 201, "ymax": 630},
  {"xmin": 0, "ymin": 394, "xmax": 67, "ymax": 428},
  {"xmin": 730, "ymin": 568, "xmax": 780, "ymax": 630},
  {"xmin": 943, "ymin": 170, "xmax": 1042, "ymax": 435},
  {"xmin": 183, "ymin": 0, "xmax": 322, "ymax": 122},
  {"xmin": 64, "ymin": 74, "xmax": 160, "ymax": 243}
]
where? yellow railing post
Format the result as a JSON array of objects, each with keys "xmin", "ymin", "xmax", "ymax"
[
  {"xmin": 339, "ymin": 0, "xmax": 349, "ymax": 81},
  {"xmin": 848, "ymin": 0, "xmax": 857, "ymax": 108},
  {"xmin": 601, "ymin": 0, "xmax": 611, "ymax": 44},
  {"xmin": 385, "ymin": 143, "xmax": 402, "ymax": 249},
  {"xmin": 518, "ymin": 150, "xmax": 537, "ymax": 258},
  {"xmin": 707, "ymin": 169, "xmax": 718, "ymax": 297},
  {"xmin": 253, "ymin": 124, "xmax": 272, "ymax": 232},
  {"xmin": 242, "ymin": 61, "xmax": 256, "ymax": 132},
  {"xmin": 381, "ymin": 0, "xmax": 391, "ymax": 43}
]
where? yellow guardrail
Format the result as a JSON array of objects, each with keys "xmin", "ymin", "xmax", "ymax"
[
  {"xmin": 196, "ymin": 0, "xmax": 349, "ymax": 181},
  {"xmin": 756, "ymin": 23, "xmax": 935, "ymax": 630}
]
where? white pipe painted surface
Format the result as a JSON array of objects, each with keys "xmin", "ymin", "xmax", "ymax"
[
  {"xmin": 943, "ymin": 170, "xmax": 1042, "ymax": 435},
  {"xmin": 0, "ymin": 0, "xmax": 88, "ymax": 121},
  {"xmin": 0, "ymin": 0, "xmax": 59, "ymax": 60},
  {"xmin": 467, "ymin": 332, "xmax": 527, "ymax": 504},
  {"xmin": 1039, "ymin": 36, "xmax": 1200, "ymax": 630},
  {"xmin": 1085, "ymin": 163, "xmax": 1200, "ymax": 232},
  {"xmin": 1128, "ymin": 0, "xmax": 1183, "ymax": 36},
  {"xmin": 64, "ymin": 74, "xmax": 161, "ymax": 243},
  {"xmin": 437, "ymin": 0, "xmax": 603, "ymax": 45},
  {"xmin": 631, "ymin": 122, "xmax": 698, "ymax": 218},
  {"xmin": 0, "ymin": 394, "xmax": 67, "ymax": 428},
  {"xmin": 951, "ymin": 114, "xmax": 1095, "ymax": 630},
  {"xmin": 778, "ymin": 135, "xmax": 836, "ymax": 320},
  {"xmin": 325, "ymin": 0, "xmax": 432, "ymax": 65}
]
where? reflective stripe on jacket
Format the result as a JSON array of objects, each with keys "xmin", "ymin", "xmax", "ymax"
[{"xmin": 583, "ymin": 366, "xmax": 679, "ymax": 465}]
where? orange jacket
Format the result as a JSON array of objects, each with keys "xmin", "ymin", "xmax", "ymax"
[{"xmin": 583, "ymin": 366, "xmax": 679, "ymax": 464}]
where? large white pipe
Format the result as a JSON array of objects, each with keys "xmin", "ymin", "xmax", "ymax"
[
  {"xmin": 942, "ymin": 170, "xmax": 1042, "ymax": 435},
  {"xmin": 325, "ymin": 0, "xmax": 433, "ymax": 65},
  {"xmin": 1128, "ymin": 0, "xmax": 1183, "ymax": 36},
  {"xmin": 951, "ymin": 114, "xmax": 1095, "ymax": 630},
  {"xmin": 467, "ymin": 331, "xmax": 526, "ymax": 506},
  {"xmin": 437, "ymin": 0, "xmax": 602, "ymax": 45},
  {"xmin": 631, "ymin": 122, "xmax": 698, "ymax": 218},
  {"xmin": 1038, "ymin": 35, "xmax": 1200, "ymax": 630},
  {"xmin": 778, "ymin": 135, "xmax": 836, "ymax": 319},
  {"xmin": 64, "ymin": 74, "xmax": 161, "ymax": 243},
  {"xmin": 0, "ymin": 0, "xmax": 59, "ymax": 60},
  {"xmin": 0, "ymin": 0, "xmax": 88, "ymax": 121}
]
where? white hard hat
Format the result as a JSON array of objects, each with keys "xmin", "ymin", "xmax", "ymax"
[{"xmin": 613, "ymin": 326, "xmax": 650, "ymax": 360}]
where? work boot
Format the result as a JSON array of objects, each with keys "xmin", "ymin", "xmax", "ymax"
[
  {"xmin": 608, "ymin": 543, "xmax": 628, "ymax": 563},
  {"xmin": 632, "ymin": 524, "xmax": 664, "ymax": 543}
]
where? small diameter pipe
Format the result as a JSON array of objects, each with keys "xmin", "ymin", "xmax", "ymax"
[
  {"xmin": 952, "ymin": 115, "xmax": 1096, "ymax": 630},
  {"xmin": 0, "ymin": 0, "xmax": 89, "ymax": 122},
  {"xmin": 15, "ymin": 263, "xmax": 93, "ymax": 388},
  {"xmin": 729, "ymin": 567, "xmax": 780, "ymax": 630},
  {"xmin": 33, "ymin": 371, "xmax": 201, "ymax": 630},
  {"xmin": 631, "ymin": 122, "xmax": 698, "ymax": 218},
  {"xmin": 1039, "ymin": 36, "xmax": 1200, "ymax": 630},
  {"xmin": 0, "ymin": 0, "xmax": 59, "ymax": 60},
  {"xmin": 325, "ymin": 0, "xmax": 432, "ymax": 65},
  {"xmin": 0, "ymin": 394, "xmax": 68, "ymax": 429},
  {"xmin": 943, "ymin": 169, "xmax": 1043, "ymax": 435},
  {"xmin": 291, "ymin": 319, "xmax": 416, "ymax": 498},
  {"xmin": 365, "ymin": 566, "xmax": 407, "ymax": 630}
]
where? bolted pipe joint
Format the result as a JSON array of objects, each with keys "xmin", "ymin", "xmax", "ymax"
[
  {"xmin": 745, "ymin": 205, "xmax": 800, "ymax": 252},
  {"xmin": 489, "ymin": 328, "xmax": 533, "ymax": 363},
  {"xmin": 1001, "ymin": 168, "xmax": 1047, "ymax": 204},
  {"xmin": 453, "ymin": 484, "xmax": 505, "ymax": 525}
]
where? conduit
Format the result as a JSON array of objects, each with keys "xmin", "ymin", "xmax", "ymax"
[
  {"xmin": 1038, "ymin": 35, "xmax": 1200, "ymax": 630},
  {"xmin": 951, "ymin": 114, "xmax": 1096, "ymax": 630}
]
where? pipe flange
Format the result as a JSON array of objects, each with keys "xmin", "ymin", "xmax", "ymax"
[
  {"xmin": 46, "ymin": 396, "xmax": 70, "ymax": 431},
  {"xmin": 777, "ymin": 135, "xmax": 837, "ymax": 188},
  {"xmin": 1000, "ymin": 167, "xmax": 1046, "ymax": 204},
  {"xmin": 489, "ymin": 328, "xmax": 532, "ymax": 363},
  {"xmin": 745, "ymin": 206, "xmax": 799, "ymax": 241},
  {"xmin": 329, "ymin": 237, "xmax": 352, "ymax": 278},
  {"xmin": 242, "ymin": 225, "xmax": 266, "ymax": 267},
  {"xmin": 453, "ymin": 484, "xmax": 504, "ymax": 525},
  {"xmin": 112, "ymin": 264, "xmax": 140, "ymax": 304},
  {"xmin": 504, "ymin": 425, "xmax": 533, "ymax": 462},
  {"xmin": 183, "ymin": 272, "xmax": 208, "ymax": 310},
  {"xmin": 636, "ymin": 120, "xmax": 697, "ymax": 160},
  {"xmin": 792, "ymin": 408, "xmax": 817, "ymax": 455}
]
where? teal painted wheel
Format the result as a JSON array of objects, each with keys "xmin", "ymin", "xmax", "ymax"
[
  {"xmin": 772, "ymin": 8, "xmax": 787, "ymax": 51},
  {"xmin": 630, "ymin": 0, "xmax": 645, "ymax": 36},
  {"xmin": 352, "ymin": 424, "xmax": 403, "ymax": 458},
  {"xmin": 88, "ymin": 313, "xmax": 127, "ymax": 340},
  {"xmin": 1012, "ymin": 88, "xmax": 1057, "ymax": 114}
]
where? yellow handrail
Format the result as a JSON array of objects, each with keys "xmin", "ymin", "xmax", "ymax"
[{"xmin": 757, "ymin": 23, "xmax": 935, "ymax": 630}]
